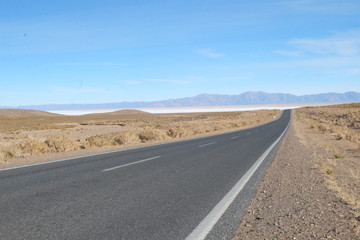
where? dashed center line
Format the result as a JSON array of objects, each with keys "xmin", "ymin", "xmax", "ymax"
[
  {"xmin": 230, "ymin": 136, "xmax": 239, "ymax": 139},
  {"xmin": 185, "ymin": 116, "xmax": 290, "ymax": 240},
  {"xmin": 198, "ymin": 142, "xmax": 216, "ymax": 148},
  {"xmin": 102, "ymin": 156, "xmax": 161, "ymax": 172}
]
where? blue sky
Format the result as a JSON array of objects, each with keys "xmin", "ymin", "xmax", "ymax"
[{"xmin": 1, "ymin": 0, "xmax": 360, "ymax": 106}]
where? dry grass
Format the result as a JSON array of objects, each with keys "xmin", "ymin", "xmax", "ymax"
[
  {"xmin": 296, "ymin": 105, "xmax": 360, "ymax": 144},
  {"xmin": 334, "ymin": 153, "xmax": 345, "ymax": 159},
  {"xmin": 0, "ymin": 109, "xmax": 279, "ymax": 163},
  {"xmin": 0, "ymin": 135, "xmax": 79, "ymax": 160},
  {"xmin": 295, "ymin": 104, "xmax": 360, "ymax": 212},
  {"xmin": 87, "ymin": 131, "xmax": 140, "ymax": 147}
]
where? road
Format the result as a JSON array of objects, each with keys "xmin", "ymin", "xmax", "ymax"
[{"xmin": 0, "ymin": 110, "xmax": 291, "ymax": 240}]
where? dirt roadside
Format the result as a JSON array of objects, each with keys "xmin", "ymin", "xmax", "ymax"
[
  {"xmin": 234, "ymin": 116, "xmax": 360, "ymax": 239},
  {"xmin": 0, "ymin": 109, "xmax": 280, "ymax": 169}
]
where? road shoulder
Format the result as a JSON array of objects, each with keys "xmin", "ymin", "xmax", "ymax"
[{"xmin": 233, "ymin": 120, "xmax": 359, "ymax": 239}]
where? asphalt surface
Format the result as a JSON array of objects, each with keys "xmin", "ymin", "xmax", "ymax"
[{"xmin": 0, "ymin": 110, "xmax": 291, "ymax": 240}]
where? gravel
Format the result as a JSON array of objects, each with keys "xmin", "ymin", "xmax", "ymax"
[{"xmin": 233, "ymin": 122, "xmax": 359, "ymax": 240}]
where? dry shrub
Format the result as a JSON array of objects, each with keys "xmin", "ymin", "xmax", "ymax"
[
  {"xmin": 0, "ymin": 148, "xmax": 25, "ymax": 160},
  {"xmin": 318, "ymin": 124, "xmax": 327, "ymax": 133},
  {"xmin": 0, "ymin": 135, "xmax": 79, "ymax": 160},
  {"xmin": 335, "ymin": 133, "xmax": 344, "ymax": 140},
  {"xmin": 0, "ymin": 151, "xmax": 10, "ymax": 162},
  {"xmin": 114, "ymin": 131, "xmax": 139, "ymax": 145},
  {"xmin": 166, "ymin": 118, "xmax": 265, "ymax": 139},
  {"xmin": 87, "ymin": 134, "xmax": 117, "ymax": 147},
  {"xmin": 45, "ymin": 135, "xmax": 79, "ymax": 152},
  {"xmin": 88, "ymin": 129, "xmax": 169, "ymax": 146},
  {"xmin": 167, "ymin": 127, "xmax": 183, "ymax": 138},
  {"xmin": 139, "ymin": 128, "xmax": 169, "ymax": 142},
  {"xmin": 87, "ymin": 131, "xmax": 140, "ymax": 147},
  {"xmin": 167, "ymin": 126, "xmax": 195, "ymax": 138},
  {"xmin": 87, "ymin": 135, "xmax": 112, "ymax": 147},
  {"xmin": 229, "ymin": 122, "xmax": 240, "ymax": 128},
  {"xmin": 19, "ymin": 140, "xmax": 50, "ymax": 156},
  {"xmin": 334, "ymin": 153, "xmax": 345, "ymax": 159},
  {"xmin": 18, "ymin": 135, "xmax": 78, "ymax": 157}
]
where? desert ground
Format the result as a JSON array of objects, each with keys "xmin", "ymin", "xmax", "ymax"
[
  {"xmin": 1, "ymin": 104, "xmax": 359, "ymax": 238},
  {"xmin": 235, "ymin": 103, "xmax": 360, "ymax": 239},
  {"xmin": 0, "ymin": 108, "xmax": 279, "ymax": 168}
]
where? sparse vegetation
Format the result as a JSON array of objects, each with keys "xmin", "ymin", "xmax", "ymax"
[
  {"xmin": 0, "ymin": 109, "xmax": 280, "ymax": 163},
  {"xmin": 0, "ymin": 135, "xmax": 79, "ymax": 160},
  {"xmin": 87, "ymin": 131, "xmax": 139, "ymax": 147},
  {"xmin": 296, "ymin": 104, "xmax": 360, "ymax": 144},
  {"xmin": 334, "ymin": 153, "xmax": 345, "ymax": 159},
  {"xmin": 295, "ymin": 103, "xmax": 360, "ymax": 214}
]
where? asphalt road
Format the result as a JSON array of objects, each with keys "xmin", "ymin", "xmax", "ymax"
[{"xmin": 0, "ymin": 110, "xmax": 291, "ymax": 240}]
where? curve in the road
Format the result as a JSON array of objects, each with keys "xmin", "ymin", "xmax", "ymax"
[{"xmin": 0, "ymin": 110, "xmax": 291, "ymax": 240}]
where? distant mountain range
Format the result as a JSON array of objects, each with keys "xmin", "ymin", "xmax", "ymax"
[{"xmin": 5, "ymin": 91, "xmax": 360, "ymax": 111}]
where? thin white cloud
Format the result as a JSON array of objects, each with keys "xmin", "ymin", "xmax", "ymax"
[
  {"xmin": 290, "ymin": 30, "xmax": 360, "ymax": 56},
  {"xmin": 274, "ymin": 50, "xmax": 304, "ymax": 57},
  {"xmin": 195, "ymin": 48, "xmax": 224, "ymax": 58}
]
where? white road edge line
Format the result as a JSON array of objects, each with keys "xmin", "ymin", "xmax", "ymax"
[
  {"xmin": 198, "ymin": 142, "xmax": 216, "ymax": 148},
  {"xmin": 230, "ymin": 136, "xmax": 239, "ymax": 139},
  {"xmin": 185, "ymin": 118, "xmax": 290, "ymax": 240},
  {"xmin": 102, "ymin": 156, "xmax": 161, "ymax": 172}
]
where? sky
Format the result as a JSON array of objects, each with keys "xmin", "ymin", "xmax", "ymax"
[{"xmin": 1, "ymin": 0, "xmax": 360, "ymax": 106}]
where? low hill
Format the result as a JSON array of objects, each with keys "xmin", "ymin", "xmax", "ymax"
[
  {"xmin": 0, "ymin": 109, "xmax": 59, "ymax": 118},
  {"xmin": 107, "ymin": 109, "xmax": 151, "ymax": 115},
  {"xmin": 84, "ymin": 109, "xmax": 151, "ymax": 117}
]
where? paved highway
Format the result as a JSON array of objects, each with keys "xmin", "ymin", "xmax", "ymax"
[{"xmin": 0, "ymin": 110, "xmax": 290, "ymax": 240}]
